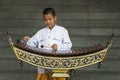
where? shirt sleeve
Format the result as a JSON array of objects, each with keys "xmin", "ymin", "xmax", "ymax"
[
  {"xmin": 59, "ymin": 29, "xmax": 72, "ymax": 50},
  {"xmin": 27, "ymin": 31, "xmax": 40, "ymax": 47}
]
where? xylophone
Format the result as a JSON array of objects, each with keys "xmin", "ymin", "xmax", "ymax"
[{"xmin": 7, "ymin": 33, "xmax": 114, "ymax": 78}]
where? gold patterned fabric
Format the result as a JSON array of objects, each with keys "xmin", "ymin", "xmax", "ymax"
[{"xmin": 36, "ymin": 73, "xmax": 66, "ymax": 80}]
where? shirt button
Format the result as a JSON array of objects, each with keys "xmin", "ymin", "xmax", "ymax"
[{"xmin": 48, "ymin": 36, "xmax": 50, "ymax": 38}]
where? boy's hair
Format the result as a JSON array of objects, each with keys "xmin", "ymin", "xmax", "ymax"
[{"xmin": 43, "ymin": 7, "xmax": 56, "ymax": 16}]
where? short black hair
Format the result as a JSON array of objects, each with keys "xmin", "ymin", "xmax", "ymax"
[{"xmin": 43, "ymin": 7, "xmax": 56, "ymax": 16}]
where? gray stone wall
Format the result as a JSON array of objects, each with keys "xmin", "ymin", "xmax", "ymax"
[{"xmin": 0, "ymin": 0, "xmax": 120, "ymax": 80}]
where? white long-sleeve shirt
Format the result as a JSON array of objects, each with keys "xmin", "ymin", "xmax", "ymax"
[
  {"xmin": 27, "ymin": 25, "xmax": 72, "ymax": 50},
  {"xmin": 27, "ymin": 25, "xmax": 72, "ymax": 73}
]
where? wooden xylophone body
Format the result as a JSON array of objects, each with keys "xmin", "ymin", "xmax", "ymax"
[{"xmin": 7, "ymin": 33, "xmax": 114, "ymax": 77}]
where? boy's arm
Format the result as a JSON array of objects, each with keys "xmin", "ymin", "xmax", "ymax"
[
  {"xmin": 59, "ymin": 29, "xmax": 72, "ymax": 50},
  {"xmin": 26, "ymin": 34, "xmax": 38, "ymax": 47}
]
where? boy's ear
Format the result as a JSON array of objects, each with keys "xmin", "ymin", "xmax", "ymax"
[{"xmin": 55, "ymin": 16, "xmax": 57, "ymax": 21}]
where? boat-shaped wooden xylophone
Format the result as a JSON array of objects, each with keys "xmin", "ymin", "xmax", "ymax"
[{"xmin": 7, "ymin": 33, "xmax": 114, "ymax": 77}]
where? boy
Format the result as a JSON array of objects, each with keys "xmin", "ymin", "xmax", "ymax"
[{"xmin": 26, "ymin": 7, "xmax": 72, "ymax": 80}]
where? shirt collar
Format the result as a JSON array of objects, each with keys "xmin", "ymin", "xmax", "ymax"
[{"xmin": 47, "ymin": 24, "xmax": 57, "ymax": 32}]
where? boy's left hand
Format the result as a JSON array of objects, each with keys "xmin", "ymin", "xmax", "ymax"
[{"xmin": 52, "ymin": 43, "xmax": 57, "ymax": 51}]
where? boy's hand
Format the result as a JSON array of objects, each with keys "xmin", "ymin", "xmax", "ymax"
[
  {"xmin": 52, "ymin": 43, "xmax": 57, "ymax": 51},
  {"xmin": 23, "ymin": 36, "xmax": 30, "ymax": 42}
]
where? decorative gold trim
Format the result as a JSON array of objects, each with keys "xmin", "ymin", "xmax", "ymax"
[
  {"xmin": 52, "ymin": 69, "xmax": 69, "ymax": 77},
  {"xmin": 13, "ymin": 46, "xmax": 108, "ymax": 77},
  {"xmin": 13, "ymin": 46, "xmax": 108, "ymax": 69}
]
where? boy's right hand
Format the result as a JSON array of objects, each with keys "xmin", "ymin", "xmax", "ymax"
[{"xmin": 23, "ymin": 36, "xmax": 30, "ymax": 42}]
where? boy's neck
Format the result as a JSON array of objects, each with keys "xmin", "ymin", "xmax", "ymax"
[
  {"xmin": 49, "ymin": 24, "xmax": 56, "ymax": 30},
  {"xmin": 49, "ymin": 27, "xmax": 53, "ymax": 30}
]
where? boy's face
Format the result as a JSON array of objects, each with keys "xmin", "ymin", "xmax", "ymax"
[{"xmin": 43, "ymin": 13, "xmax": 57, "ymax": 29}]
